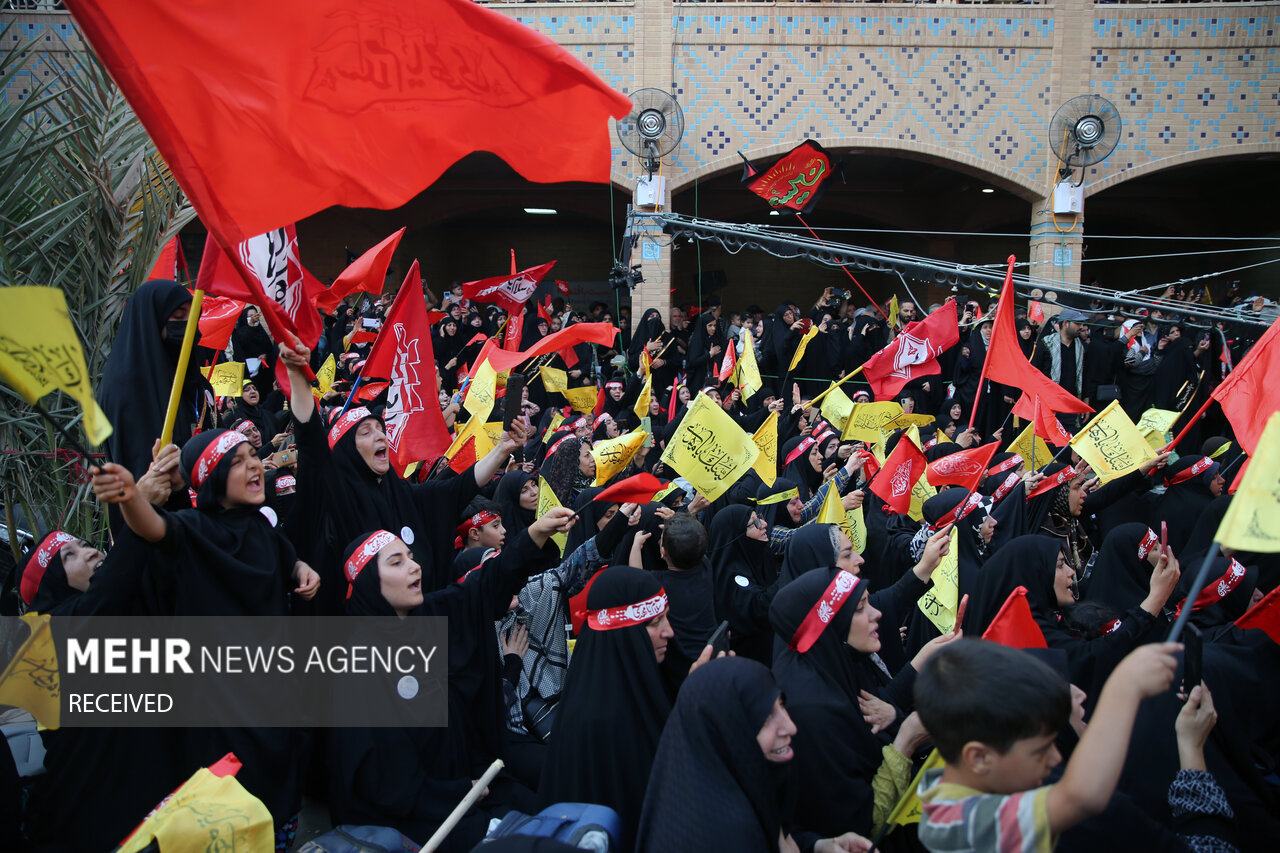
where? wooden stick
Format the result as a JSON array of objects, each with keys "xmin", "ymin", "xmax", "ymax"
[
  {"xmin": 422, "ymin": 759, "xmax": 504, "ymax": 853},
  {"xmin": 803, "ymin": 364, "xmax": 867, "ymax": 409},
  {"xmin": 160, "ymin": 289, "xmax": 203, "ymax": 447}
]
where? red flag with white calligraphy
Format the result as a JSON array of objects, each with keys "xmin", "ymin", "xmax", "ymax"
[
  {"xmin": 868, "ymin": 434, "xmax": 927, "ymax": 515},
  {"xmin": 863, "ymin": 300, "xmax": 959, "ymax": 401},
  {"xmin": 926, "ymin": 442, "xmax": 998, "ymax": 490},
  {"xmin": 363, "ymin": 261, "xmax": 452, "ymax": 473},
  {"xmin": 463, "ymin": 261, "xmax": 557, "ymax": 315}
]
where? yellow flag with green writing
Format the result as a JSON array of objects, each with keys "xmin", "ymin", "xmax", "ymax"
[
  {"xmin": 751, "ymin": 410, "xmax": 779, "ymax": 487},
  {"xmin": 592, "ymin": 429, "xmax": 646, "ymax": 486},
  {"xmin": 819, "ymin": 385, "xmax": 855, "ymax": 432},
  {"xmin": 661, "ymin": 393, "xmax": 759, "ymax": 501},
  {"xmin": 0, "ymin": 612, "xmax": 60, "ymax": 729},
  {"xmin": 537, "ymin": 476, "xmax": 568, "ymax": 555},
  {"xmin": 736, "ymin": 328, "xmax": 763, "ymax": 401},
  {"xmin": 1069, "ymin": 400, "xmax": 1155, "ymax": 484},
  {"xmin": 201, "ymin": 361, "xmax": 245, "ymax": 397},
  {"xmin": 0, "ymin": 287, "xmax": 112, "ymax": 444},
  {"xmin": 1216, "ymin": 412, "xmax": 1280, "ymax": 552}
]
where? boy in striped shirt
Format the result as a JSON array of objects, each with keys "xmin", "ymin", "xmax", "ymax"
[{"xmin": 912, "ymin": 639, "xmax": 1181, "ymax": 853}]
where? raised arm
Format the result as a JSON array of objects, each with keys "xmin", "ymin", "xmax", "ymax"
[
  {"xmin": 473, "ymin": 417, "xmax": 531, "ymax": 488},
  {"xmin": 91, "ymin": 462, "xmax": 167, "ymax": 543},
  {"xmin": 279, "ymin": 339, "xmax": 315, "ymax": 424}
]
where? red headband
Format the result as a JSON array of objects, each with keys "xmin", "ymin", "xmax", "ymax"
[
  {"xmin": 1176, "ymin": 558, "xmax": 1247, "ymax": 617},
  {"xmin": 275, "ymin": 474, "xmax": 297, "ymax": 492},
  {"xmin": 192, "ymin": 431, "xmax": 249, "ymax": 490},
  {"xmin": 1027, "ymin": 466, "xmax": 1076, "ymax": 499},
  {"xmin": 934, "ymin": 491, "xmax": 984, "ymax": 529},
  {"xmin": 593, "ymin": 413, "xmax": 612, "ymax": 428},
  {"xmin": 233, "ymin": 420, "xmax": 256, "ymax": 435},
  {"xmin": 587, "ymin": 589, "xmax": 669, "ymax": 631},
  {"xmin": 565, "ymin": 416, "xmax": 588, "ymax": 431},
  {"xmin": 456, "ymin": 510, "xmax": 501, "ymax": 541},
  {"xmin": 988, "ymin": 454, "xmax": 1023, "ymax": 476},
  {"xmin": 1137, "ymin": 528, "xmax": 1159, "ymax": 560},
  {"xmin": 992, "ymin": 470, "xmax": 1022, "ymax": 503},
  {"xmin": 1168, "ymin": 457, "xmax": 1214, "ymax": 486},
  {"xmin": 328, "ymin": 406, "xmax": 375, "ymax": 449},
  {"xmin": 344, "ymin": 530, "xmax": 397, "ymax": 599},
  {"xmin": 606, "ymin": 380, "xmax": 624, "ymax": 389},
  {"xmin": 22, "ymin": 531, "xmax": 77, "ymax": 605},
  {"xmin": 785, "ymin": 437, "xmax": 816, "ymax": 467},
  {"xmin": 789, "ymin": 570, "xmax": 860, "ymax": 653}
]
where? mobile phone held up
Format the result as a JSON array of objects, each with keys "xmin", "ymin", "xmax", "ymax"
[
  {"xmin": 504, "ymin": 373, "xmax": 527, "ymax": 431},
  {"xmin": 1181, "ymin": 624, "xmax": 1203, "ymax": 696},
  {"xmin": 707, "ymin": 620, "xmax": 731, "ymax": 658}
]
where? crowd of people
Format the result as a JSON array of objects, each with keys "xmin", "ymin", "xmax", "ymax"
[{"xmin": 5, "ymin": 274, "xmax": 1279, "ymax": 853}]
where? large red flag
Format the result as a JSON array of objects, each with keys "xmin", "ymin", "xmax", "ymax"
[
  {"xmin": 863, "ymin": 300, "xmax": 960, "ymax": 400},
  {"xmin": 362, "ymin": 261, "xmax": 452, "ymax": 473},
  {"xmin": 483, "ymin": 322, "xmax": 618, "ymax": 374},
  {"xmin": 63, "ymin": 0, "xmax": 632, "ymax": 246},
  {"xmin": 196, "ymin": 294, "xmax": 245, "ymax": 352},
  {"xmin": 463, "ymin": 261, "xmax": 558, "ymax": 315},
  {"xmin": 980, "ymin": 258, "xmax": 1092, "ymax": 420},
  {"xmin": 981, "ymin": 586, "xmax": 1048, "ymax": 649},
  {"xmin": 869, "ymin": 434, "xmax": 927, "ymax": 515},
  {"xmin": 1211, "ymin": 316, "xmax": 1280, "ymax": 455},
  {"xmin": 926, "ymin": 442, "xmax": 998, "ymax": 489},
  {"xmin": 314, "ymin": 228, "xmax": 406, "ymax": 313}
]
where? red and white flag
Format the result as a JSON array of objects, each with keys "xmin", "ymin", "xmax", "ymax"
[
  {"xmin": 926, "ymin": 442, "xmax": 998, "ymax": 490},
  {"xmin": 362, "ymin": 261, "xmax": 452, "ymax": 473},
  {"xmin": 718, "ymin": 341, "xmax": 738, "ymax": 383},
  {"xmin": 869, "ymin": 434, "xmax": 927, "ymax": 515},
  {"xmin": 463, "ymin": 261, "xmax": 557, "ymax": 315},
  {"xmin": 863, "ymin": 300, "xmax": 959, "ymax": 400}
]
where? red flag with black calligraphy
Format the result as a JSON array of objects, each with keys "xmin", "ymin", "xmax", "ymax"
[{"xmin": 740, "ymin": 140, "xmax": 837, "ymax": 215}]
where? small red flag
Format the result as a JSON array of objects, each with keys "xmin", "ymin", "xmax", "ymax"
[
  {"xmin": 314, "ymin": 227, "xmax": 406, "ymax": 313},
  {"xmin": 926, "ymin": 442, "xmax": 998, "ymax": 489},
  {"xmin": 1236, "ymin": 583, "xmax": 1280, "ymax": 645},
  {"xmin": 595, "ymin": 472, "xmax": 668, "ymax": 506},
  {"xmin": 718, "ymin": 341, "xmax": 738, "ymax": 383},
  {"xmin": 482, "ymin": 321, "xmax": 617, "ymax": 374},
  {"xmin": 1211, "ymin": 315, "xmax": 1280, "ymax": 455},
  {"xmin": 1032, "ymin": 397, "xmax": 1074, "ymax": 447},
  {"xmin": 863, "ymin": 300, "xmax": 960, "ymax": 401},
  {"xmin": 362, "ymin": 261, "xmax": 453, "ymax": 472},
  {"xmin": 503, "ymin": 307, "xmax": 526, "ymax": 351},
  {"xmin": 195, "ymin": 294, "xmax": 245, "ymax": 352},
  {"xmin": 148, "ymin": 236, "xmax": 179, "ymax": 281},
  {"xmin": 869, "ymin": 434, "xmax": 927, "ymax": 515},
  {"xmin": 463, "ymin": 261, "xmax": 558, "ymax": 315},
  {"xmin": 981, "ymin": 586, "xmax": 1048, "ymax": 649}
]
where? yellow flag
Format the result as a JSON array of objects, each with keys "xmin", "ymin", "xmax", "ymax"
[
  {"xmin": 592, "ymin": 428, "xmax": 646, "ymax": 485},
  {"xmin": 315, "ymin": 354, "xmax": 336, "ymax": 396},
  {"xmin": 0, "ymin": 612, "xmax": 60, "ymax": 729},
  {"xmin": 1069, "ymin": 400, "xmax": 1155, "ymax": 484},
  {"xmin": 540, "ymin": 365, "xmax": 568, "ymax": 393},
  {"xmin": 917, "ymin": 526, "xmax": 961, "ymax": 632},
  {"xmin": 819, "ymin": 385, "xmax": 855, "ymax": 431},
  {"xmin": 1136, "ymin": 407, "xmax": 1181, "ymax": 436},
  {"xmin": 633, "ymin": 371, "xmax": 652, "ymax": 421},
  {"xmin": 201, "ymin": 361, "xmax": 245, "ymax": 397},
  {"xmin": 562, "ymin": 384, "xmax": 597, "ymax": 414},
  {"xmin": 1216, "ymin": 412, "xmax": 1280, "ymax": 552},
  {"xmin": 816, "ymin": 483, "xmax": 866, "ymax": 553},
  {"xmin": 737, "ymin": 329, "xmax": 763, "ymax": 401},
  {"xmin": 0, "ymin": 287, "xmax": 113, "ymax": 444},
  {"xmin": 543, "ymin": 410, "xmax": 565, "ymax": 444},
  {"xmin": 660, "ymin": 392, "xmax": 759, "ymax": 501},
  {"xmin": 843, "ymin": 401, "xmax": 903, "ymax": 443},
  {"xmin": 909, "ymin": 477, "xmax": 936, "ymax": 522},
  {"xmin": 639, "ymin": 348, "xmax": 651, "ymax": 378},
  {"xmin": 752, "ymin": 410, "xmax": 779, "ymax": 487},
  {"xmin": 887, "ymin": 294, "xmax": 900, "ymax": 330},
  {"xmin": 847, "ymin": 504, "xmax": 868, "ymax": 553},
  {"xmin": 883, "ymin": 412, "xmax": 935, "ymax": 432},
  {"xmin": 117, "ymin": 760, "xmax": 274, "ymax": 853},
  {"xmin": 464, "ymin": 358, "xmax": 498, "ymax": 418},
  {"xmin": 787, "ymin": 325, "xmax": 819, "ymax": 372},
  {"xmin": 1006, "ymin": 422, "xmax": 1051, "ymax": 470},
  {"xmin": 537, "ymin": 476, "xmax": 568, "ymax": 555},
  {"xmin": 445, "ymin": 413, "xmax": 495, "ymax": 461},
  {"xmin": 883, "ymin": 749, "xmax": 946, "ymax": 830}
]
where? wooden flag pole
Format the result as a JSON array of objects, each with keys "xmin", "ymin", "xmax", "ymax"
[
  {"xmin": 423, "ymin": 759, "xmax": 504, "ymax": 853},
  {"xmin": 160, "ymin": 289, "xmax": 203, "ymax": 447},
  {"xmin": 1167, "ymin": 544, "xmax": 1219, "ymax": 643},
  {"xmin": 803, "ymin": 364, "xmax": 868, "ymax": 409}
]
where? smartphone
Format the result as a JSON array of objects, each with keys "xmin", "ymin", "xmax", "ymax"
[
  {"xmin": 707, "ymin": 620, "xmax": 732, "ymax": 657},
  {"xmin": 1160, "ymin": 521, "xmax": 1168, "ymax": 555},
  {"xmin": 799, "ymin": 317, "xmax": 813, "ymax": 334},
  {"xmin": 954, "ymin": 594, "xmax": 969, "ymax": 633},
  {"xmin": 504, "ymin": 373, "xmax": 527, "ymax": 431},
  {"xmin": 1181, "ymin": 624, "xmax": 1203, "ymax": 696}
]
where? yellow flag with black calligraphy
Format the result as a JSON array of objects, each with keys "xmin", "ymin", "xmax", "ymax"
[
  {"xmin": 0, "ymin": 612, "xmax": 60, "ymax": 729},
  {"xmin": 819, "ymin": 385, "xmax": 855, "ymax": 432},
  {"xmin": 445, "ymin": 412, "xmax": 495, "ymax": 461},
  {"xmin": 843, "ymin": 401, "xmax": 903, "ymax": 443},
  {"xmin": 787, "ymin": 325, "xmax": 819, "ymax": 372},
  {"xmin": 116, "ymin": 757, "xmax": 273, "ymax": 853},
  {"xmin": 909, "ymin": 477, "xmax": 936, "ymax": 522},
  {"xmin": 1216, "ymin": 412, "xmax": 1280, "ymax": 552},
  {"xmin": 736, "ymin": 328, "xmax": 763, "ymax": 401},
  {"xmin": 817, "ymin": 481, "xmax": 852, "ymax": 539},
  {"xmin": 592, "ymin": 429, "xmax": 646, "ymax": 486},
  {"xmin": 917, "ymin": 526, "xmax": 960, "ymax": 632},
  {"xmin": 201, "ymin": 361, "xmax": 245, "ymax": 397},
  {"xmin": 315, "ymin": 354, "xmax": 336, "ymax": 397},
  {"xmin": 562, "ymin": 384, "xmax": 597, "ymax": 414},
  {"xmin": 537, "ymin": 476, "xmax": 568, "ymax": 555},
  {"xmin": 751, "ymin": 410, "xmax": 779, "ymax": 487},
  {"xmin": 883, "ymin": 749, "xmax": 946, "ymax": 829},
  {"xmin": 661, "ymin": 392, "xmax": 759, "ymax": 501},
  {"xmin": 0, "ymin": 287, "xmax": 112, "ymax": 444},
  {"xmin": 1069, "ymin": 400, "xmax": 1155, "ymax": 484},
  {"xmin": 465, "ymin": 358, "xmax": 498, "ymax": 419},
  {"xmin": 540, "ymin": 365, "xmax": 568, "ymax": 393},
  {"xmin": 883, "ymin": 412, "xmax": 935, "ymax": 432},
  {"xmin": 1136, "ymin": 407, "xmax": 1180, "ymax": 450}
]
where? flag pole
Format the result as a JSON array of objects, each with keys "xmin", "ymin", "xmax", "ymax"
[
  {"xmin": 794, "ymin": 214, "xmax": 887, "ymax": 320},
  {"xmin": 31, "ymin": 400, "xmax": 102, "ymax": 468},
  {"xmin": 1167, "ymin": 544, "xmax": 1220, "ymax": 643},
  {"xmin": 160, "ymin": 289, "xmax": 204, "ymax": 447},
  {"xmin": 1159, "ymin": 395, "xmax": 1214, "ymax": 454},
  {"xmin": 968, "ymin": 256, "xmax": 1016, "ymax": 431},
  {"xmin": 804, "ymin": 364, "xmax": 867, "ymax": 409}
]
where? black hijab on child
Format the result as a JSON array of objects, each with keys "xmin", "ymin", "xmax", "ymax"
[
  {"xmin": 636, "ymin": 657, "xmax": 786, "ymax": 853},
  {"xmin": 494, "ymin": 470, "xmax": 537, "ymax": 546}
]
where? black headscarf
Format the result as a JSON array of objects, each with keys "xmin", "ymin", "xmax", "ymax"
[
  {"xmin": 965, "ymin": 535, "xmax": 1062, "ymax": 637},
  {"xmin": 779, "ymin": 523, "xmax": 837, "ymax": 584},
  {"xmin": 709, "ymin": 506, "xmax": 778, "ymax": 663},
  {"xmin": 769, "ymin": 569, "xmax": 883, "ymax": 836},
  {"xmin": 1084, "ymin": 523, "xmax": 1158, "ymax": 613},
  {"xmin": 564, "ymin": 486, "xmax": 610, "ymax": 556},
  {"xmin": 539, "ymin": 567, "xmax": 672, "ymax": 850},
  {"xmin": 98, "ymin": 280, "xmax": 206, "ymax": 481},
  {"xmin": 494, "ymin": 471, "xmax": 536, "ymax": 546},
  {"xmin": 756, "ymin": 478, "xmax": 799, "ymax": 531},
  {"xmin": 780, "ymin": 437, "xmax": 823, "ymax": 501},
  {"xmin": 636, "ymin": 658, "xmax": 785, "ymax": 853},
  {"xmin": 629, "ymin": 309, "xmax": 666, "ymax": 370},
  {"xmin": 1151, "ymin": 455, "xmax": 1220, "ymax": 555}
]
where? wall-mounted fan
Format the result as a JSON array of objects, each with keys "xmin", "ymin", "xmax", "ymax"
[
  {"xmin": 616, "ymin": 88, "xmax": 684, "ymax": 177},
  {"xmin": 1049, "ymin": 95, "xmax": 1122, "ymax": 183}
]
